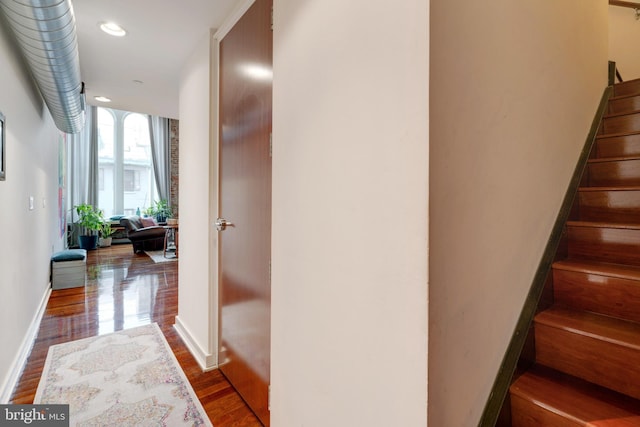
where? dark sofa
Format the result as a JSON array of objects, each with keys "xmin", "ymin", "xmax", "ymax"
[{"xmin": 119, "ymin": 216, "xmax": 166, "ymax": 253}]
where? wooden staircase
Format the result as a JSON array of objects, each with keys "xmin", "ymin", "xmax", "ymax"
[{"xmin": 508, "ymin": 79, "xmax": 640, "ymax": 425}]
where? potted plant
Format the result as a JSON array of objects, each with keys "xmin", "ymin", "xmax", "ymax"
[
  {"xmin": 146, "ymin": 199, "xmax": 173, "ymax": 223},
  {"xmin": 75, "ymin": 203, "xmax": 104, "ymax": 250},
  {"xmin": 99, "ymin": 221, "xmax": 114, "ymax": 247}
]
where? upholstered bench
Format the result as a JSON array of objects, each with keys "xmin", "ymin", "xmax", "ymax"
[{"xmin": 51, "ymin": 249, "xmax": 87, "ymax": 290}]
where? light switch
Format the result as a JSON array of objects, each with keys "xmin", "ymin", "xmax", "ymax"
[{"xmin": 29, "ymin": 196, "xmax": 34, "ymax": 211}]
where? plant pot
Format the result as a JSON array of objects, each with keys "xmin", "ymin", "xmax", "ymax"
[
  {"xmin": 99, "ymin": 237, "xmax": 112, "ymax": 247},
  {"xmin": 78, "ymin": 235, "xmax": 98, "ymax": 250}
]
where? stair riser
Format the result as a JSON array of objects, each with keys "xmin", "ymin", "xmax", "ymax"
[
  {"xmin": 596, "ymin": 133, "xmax": 640, "ymax": 158},
  {"xmin": 535, "ymin": 323, "xmax": 640, "ymax": 400},
  {"xmin": 609, "ymin": 95, "xmax": 640, "ymax": 115},
  {"xmin": 553, "ymin": 269, "xmax": 640, "ymax": 323},
  {"xmin": 510, "ymin": 395, "xmax": 580, "ymax": 427},
  {"xmin": 614, "ymin": 80, "xmax": 640, "ymax": 97},
  {"xmin": 602, "ymin": 113, "xmax": 640, "ymax": 135},
  {"xmin": 587, "ymin": 159, "xmax": 640, "ymax": 186},
  {"xmin": 567, "ymin": 226, "xmax": 640, "ymax": 264},
  {"xmin": 577, "ymin": 190, "xmax": 640, "ymax": 223}
]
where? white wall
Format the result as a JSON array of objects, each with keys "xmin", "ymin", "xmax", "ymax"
[
  {"xmin": 175, "ymin": 31, "xmax": 218, "ymax": 370},
  {"xmin": 430, "ymin": 1, "xmax": 608, "ymax": 425},
  {"xmin": 271, "ymin": 1, "xmax": 429, "ymax": 425},
  {"xmin": 0, "ymin": 26, "xmax": 65, "ymax": 401},
  {"xmin": 609, "ymin": 5, "xmax": 640, "ymax": 80}
]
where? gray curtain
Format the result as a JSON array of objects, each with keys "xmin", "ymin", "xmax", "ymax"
[
  {"xmin": 67, "ymin": 106, "xmax": 99, "ymax": 221},
  {"xmin": 148, "ymin": 115, "xmax": 170, "ymax": 203},
  {"xmin": 66, "ymin": 106, "xmax": 99, "ymax": 246}
]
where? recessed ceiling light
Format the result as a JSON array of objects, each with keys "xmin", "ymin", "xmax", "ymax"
[
  {"xmin": 99, "ymin": 21, "xmax": 126, "ymax": 37},
  {"xmin": 94, "ymin": 96, "xmax": 111, "ymax": 103}
]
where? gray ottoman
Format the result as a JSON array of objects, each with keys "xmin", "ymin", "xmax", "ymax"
[{"xmin": 51, "ymin": 249, "xmax": 87, "ymax": 290}]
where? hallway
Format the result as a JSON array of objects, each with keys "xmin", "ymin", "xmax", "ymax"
[{"xmin": 10, "ymin": 244, "xmax": 261, "ymax": 426}]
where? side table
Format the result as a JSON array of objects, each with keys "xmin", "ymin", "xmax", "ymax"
[{"xmin": 163, "ymin": 225, "xmax": 179, "ymax": 258}]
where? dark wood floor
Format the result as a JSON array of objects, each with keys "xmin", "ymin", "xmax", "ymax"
[{"xmin": 10, "ymin": 244, "xmax": 262, "ymax": 426}]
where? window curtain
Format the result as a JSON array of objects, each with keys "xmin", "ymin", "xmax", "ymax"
[
  {"xmin": 148, "ymin": 115, "xmax": 170, "ymax": 203},
  {"xmin": 66, "ymin": 106, "xmax": 99, "ymax": 245},
  {"xmin": 67, "ymin": 106, "xmax": 99, "ymax": 221}
]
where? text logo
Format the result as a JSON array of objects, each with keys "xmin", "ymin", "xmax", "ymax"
[{"xmin": 0, "ymin": 405, "xmax": 69, "ymax": 426}]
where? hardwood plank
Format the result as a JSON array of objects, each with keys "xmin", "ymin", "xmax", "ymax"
[
  {"xmin": 602, "ymin": 111, "xmax": 640, "ymax": 135},
  {"xmin": 510, "ymin": 365, "xmax": 640, "ymax": 427},
  {"xmin": 536, "ymin": 307, "xmax": 640, "ymax": 349},
  {"xmin": 595, "ymin": 132, "xmax": 640, "ymax": 158},
  {"xmin": 553, "ymin": 267, "xmax": 640, "ymax": 323},
  {"xmin": 554, "ymin": 259, "xmax": 640, "ymax": 281},
  {"xmin": 535, "ymin": 307, "xmax": 640, "ymax": 399},
  {"xmin": 608, "ymin": 94, "xmax": 640, "ymax": 116},
  {"xmin": 567, "ymin": 222, "xmax": 640, "ymax": 265},
  {"xmin": 9, "ymin": 244, "xmax": 262, "ymax": 427},
  {"xmin": 613, "ymin": 78, "xmax": 640, "ymax": 97},
  {"xmin": 587, "ymin": 158, "xmax": 640, "ymax": 186},
  {"xmin": 577, "ymin": 188, "xmax": 640, "ymax": 224}
]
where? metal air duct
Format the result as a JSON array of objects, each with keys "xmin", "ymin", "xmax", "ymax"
[{"xmin": 0, "ymin": 0, "xmax": 85, "ymax": 134}]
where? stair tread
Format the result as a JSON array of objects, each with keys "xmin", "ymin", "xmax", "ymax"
[
  {"xmin": 604, "ymin": 108, "xmax": 640, "ymax": 119},
  {"xmin": 597, "ymin": 129, "xmax": 640, "ymax": 139},
  {"xmin": 535, "ymin": 307, "xmax": 640, "ymax": 350},
  {"xmin": 578, "ymin": 186, "xmax": 640, "ymax": 192},
  {"xmin": 610, "ymin": 92, "xmax": 640, "ymax": 102},
  {"xmin": 615, "ymin": 77, "xmax": 640, "ymax": 87},
  {"xmin": 511, "ymin": 365, "xmax": 640, "ymax": 422},
  {"xmin": 566, "ymin": 220, "xmax": 640, "ymax": 230},
  {"xmin": 554, "ymin": 259, "xmax": 640, "ymax": 281},
  {"xmin": 588, "ymin": 155, "xmax": 640, "ymax": 163},
  {"xmin": 617, "ymin": 77, "xmax": 640, "ymax": 83}
]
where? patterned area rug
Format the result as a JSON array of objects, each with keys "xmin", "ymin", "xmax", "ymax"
[
  {"xmin": 144, "ymin": 250, "xmax": 177, "ymax": 263},
  {"xmin": 34, "ymin": 323, "xmax": 212, "ymax": 426}
]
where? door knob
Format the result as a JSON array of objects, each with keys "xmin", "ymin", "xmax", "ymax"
[{"xmin": 215, "ymin": 218, "xmax": 234, "ymax": 231}]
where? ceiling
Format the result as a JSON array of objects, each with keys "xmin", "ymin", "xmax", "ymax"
[{"xmin": 72, "ymin": 0, "xmax": 239, "ymax": 119}]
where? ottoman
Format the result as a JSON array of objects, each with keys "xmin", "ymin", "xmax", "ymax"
[{"xmin": 51, "ymin": 249, "xmax": 87, "ymax": 290}]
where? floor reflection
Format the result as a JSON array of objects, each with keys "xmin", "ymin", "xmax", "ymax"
[
  {"xmin": 74, "ymin": 248, "xmax": 178, "ymax": 335},
  {"xmin": 96, "ymin": 265, "xmax": 164, "ymax": 334},
  {"xmin": 11, "ymin": 244, "xmax": 262, "ymax": 427},
  {"xmin": 221, "ymin": 298, "xmax": 270, "ymax": 383}
]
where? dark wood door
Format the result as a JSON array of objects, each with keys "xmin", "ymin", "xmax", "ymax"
[{"xmin": 218, "ymin": 1, "xmax": 272, "ymax": 425}]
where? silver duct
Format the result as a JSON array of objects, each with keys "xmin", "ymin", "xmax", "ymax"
[{"xmin": 0, "ymin": 0, "xmax": 85, "ymax": 134}]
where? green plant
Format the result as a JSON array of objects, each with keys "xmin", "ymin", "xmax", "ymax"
[
  {"xmin": 145, "ymin": 199, "xmax": 173, "ymax": 221},
  {"xmin": 100, "ymin": 221, "xmax": 114, "ymax": 238},
  {"xmin": 75, "ymin": 203, "xmax": 104, "ymax": 236}
]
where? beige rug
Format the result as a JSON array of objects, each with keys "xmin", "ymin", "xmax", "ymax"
[
  {"xmin": 35, "ymin": 323, "xmax": 212, "ymax": 426},
  {"xmin": 144, "ymin": 250, "xmax": 177, "ymax": 263}
]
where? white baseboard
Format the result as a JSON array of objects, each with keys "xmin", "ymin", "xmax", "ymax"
[
  {"xmin": 174, "ymin": 316, "xmax": 217, "ymax": 371},
  {"xmin": 0, "ymin": 285, "xmax": 51, "ymax": 403}
]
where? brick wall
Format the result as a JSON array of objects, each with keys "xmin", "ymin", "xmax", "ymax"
[{"xmin": 169, "ymin": 118, "xmax": 179, "ymax": 217}]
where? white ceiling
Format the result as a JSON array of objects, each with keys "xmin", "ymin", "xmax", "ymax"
[{"xmin": 73, "ymin": 0, "xmax": 239, "ymax": 119}]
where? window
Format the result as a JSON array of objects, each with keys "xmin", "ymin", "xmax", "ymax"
[
  {"xmin": 97, "ymin": 109, "xmax": 115, "ymax": 214},
  {"xmin": 97, "ymin": 108, "xmax": 157, "ymax": 217},
  {"xmin": 123, "ymin": 169, "xmax": 140, "ymax": 192},
  {"xmin": 98, "ymin": 168, "xmax": 104, "ymax": 191}
]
